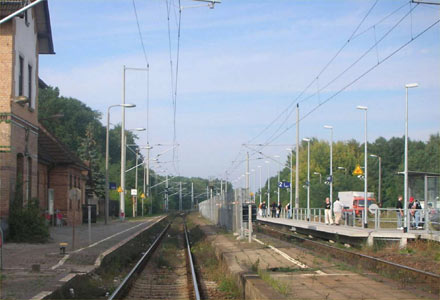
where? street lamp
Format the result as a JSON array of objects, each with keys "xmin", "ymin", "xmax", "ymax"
[
  {"xmin": 274, "ymin": 155, "xmax": 281, "ymax": 205},
  {"xmin": 286, "ymin": 148, "xmax": 293, "ymax": 218},
  {"xmin": 369, "ymin": 154, "xmax": 382, "ymax": 207},
  {"xmin": 258, "ymin": 166, "xmax": 262, "ymax": 206},
  {"xmin": 303, "ymin": 138, "xmax": 311, "ymax": 221},
  {"xmin": 404, "ymin": 83, "xmax": 418, "ymax": 232},
  {"xmin": 356, "ymin": 105, "xmax": 368, "ymax": 228},
  {"xmin": 313, "ymin": 172, "xmax": 322, "ymax": 183},
  {"xmin": 106, "ymin": 103, "xmax": 136, "ymax": 225},
  {"xmin": 265, "ymin": 160, "xmax": 270, "ymax": 205},
  {"xmin": 324, "ymin": 125, "xmax": 333, "ymax": 212}
]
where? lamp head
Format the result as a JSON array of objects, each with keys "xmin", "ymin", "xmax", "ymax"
[
  {"xmin": 323, "ymin": 125, "xmax": 333, "ymax": 129},
  {"xmin": 405, "ymin": 83, "xmax": 418, "ymax": 88},
  {"xmin": 369, "ymin": 154, "xmax": 378, "ymax": 158},
  {"xmin": 122, "ymin": 103, "xmax": 136, "ymax": 108},
  {"xmin": 356, "ymin": 105, "xmax": 368, "ymax": 110},
  {"xmin": 303, "ymin": 138, "xmax": 310, "ymax": 142}
]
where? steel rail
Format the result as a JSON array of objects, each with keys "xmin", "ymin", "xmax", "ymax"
[
  {"xmin": 256, "ymin": 221, "xmax": 440, "ymax": 294},
  {"xmin": 108, "ymin": 223, "xmax": 170, "ymax": 300},
  {"xmin": 184, "ymin": 222, "xmax": 201, "ymax": 300}
]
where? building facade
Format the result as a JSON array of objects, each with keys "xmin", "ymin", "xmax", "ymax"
[{"xmin": 0, "ymin": 1, "xmax": 87, "ymax": 230}]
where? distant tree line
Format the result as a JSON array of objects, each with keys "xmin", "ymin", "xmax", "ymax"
[
  {"xmin": 38, "ymin": 86, "xmax": 218, "ymax": 215},
  {"xmin": 258, "ymin": 134, "xmax": 439, "ymax": 208}
]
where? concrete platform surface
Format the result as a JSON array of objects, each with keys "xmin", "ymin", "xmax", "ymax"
[
  {"xmin": 0, "ymin": 216, "xmax": 164, "ymax": 300},
  {"xmin": 258, "ymin": 216, "xmax": 423, "ymax": 239}
]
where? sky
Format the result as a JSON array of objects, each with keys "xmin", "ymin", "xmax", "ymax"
[{"xmin": 39, "ymin": 0, "xmax": 440, "ymax": 186}]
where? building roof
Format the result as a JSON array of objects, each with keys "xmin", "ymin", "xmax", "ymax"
[
  {"xmin": 38, "ymin": 124, "xmax": 88, "ymax": 171},
  {"xmin": 0, "ymin": 0, "xmax": 54, "ymax": 54}
]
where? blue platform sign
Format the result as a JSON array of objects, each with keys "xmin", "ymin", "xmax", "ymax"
[
  {"xmin": 109, "ymin": 182, "xmax": 117, "ymax": 190},
  {"xmin": 278, "ymin": 181, "xmax": 291, "ymax": 188}
]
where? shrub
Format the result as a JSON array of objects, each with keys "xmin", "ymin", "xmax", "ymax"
[{"xmin": 8, "ymin": 198, "xmax": 49, "ymax": 243}]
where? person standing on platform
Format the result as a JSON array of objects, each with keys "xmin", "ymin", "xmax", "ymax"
[
  {"xmin": 396, "ymin": 195, "xmax": 404, "ymax": 229},
  {"xmin": 286, "ymin": 203, "xmax": 291, "ymax": 219},
  {"xmin": 333, "ymin": 198, "xmax": 343, "ymax": 225},
  {"xmin": 276, "ymin": 202, "xmax": 281, "ymax": 218},
  {"xmin": 262, "ymin": 201, "xmax": 267, "ymax": 217},
  {"xmin": 325, "ymin": 197, "xmax": 333, "ymax": 225},
  {"xmin": 271, "ymin": 202, "xmax": 277, "ymax": 218}
]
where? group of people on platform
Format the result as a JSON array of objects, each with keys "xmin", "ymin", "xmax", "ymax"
[
  {"xmin": 257, "ymin": 194, "xmax": 435, "ymax": 230},
  {"xmin": 396, "ymin": 195, "xmax": 424, "ymax": 229}
]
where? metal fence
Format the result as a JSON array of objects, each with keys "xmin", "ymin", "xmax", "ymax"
[
  {"xmin": 199, "ymin": 188, "xmax": 249, "ymax": 234},
  {"xmin": 261, "ymin": 206, "xmax": 440, "ymax": 234}
]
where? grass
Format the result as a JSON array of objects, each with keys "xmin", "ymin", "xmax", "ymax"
[
  {"xmin": 257, "ymin": 269, "xmax": 291, "ymax": 296},
  {"xmin": 189, "ymin": 226, "xmax": 240, "ymax": 299}
]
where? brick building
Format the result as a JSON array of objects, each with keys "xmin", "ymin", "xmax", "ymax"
[{"xmin": 0, "ymin": 1, "xmax": 87, "ymax": 231}]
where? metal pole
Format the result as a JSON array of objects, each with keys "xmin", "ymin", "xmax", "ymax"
[
  {"xmin": 135, "ymin": 149, "xmax": 139, "ymax": 217},
  {"xmin": 248, "ymin": 204, "xmax": 252, "ymax": 243},
  {"xmin": 120, "ymin": 66, "xmax": 126, "ymax": 220},
  {"xmin": 142, "ymin": 162, "xmax": 145, "ymax": 217},
  {"xmin": 378, "ymin": 156, "xmax": 381, "ymax": 207},
  {"xmin": 191, "ymin": 182, "xmax": 194, "ymax": 209},
  {"xmin": 246, "ymin": 152, "xmax": 250, "ymax": 203},
  {"xmin": 295, "ymin": 104, "xmax": 300, "ymax": 210},
  {"xmin": 290, "ymin": 149, "xmax": 293, "ymax": 218},
  {"xmin": 166, "ymin": 174, "xmax": 169, "ymax": 212},
  {"xmin": 404, "ymin": 87, "xmax": 409, "ymax": 232},
  {"xmin": 364, "ymin": 109, "xmax": 368, "ymax": 228},
  {"xmin": 267, "ymin": 163, "xmax": 270, "ymax": 205},
  {"xmin": 147, "ymin": 145, "xmax": 151, "ymax": 215},
  {"xmin": 0, "ymin": 0, "xmax": 45, "ymax": 25},
  {"xmin": 259, "ymin": 166, "xmax": 262, "ymax": 206},
  {"xmin": 179, "ymin": 182, "xmax": 182, "ymax": 211},
  {"xmin": 105, "ymin": 108, "xmax": 110, "ymax": 225},
  {"xmin": 307, "ymin": 140, "xmax": 310, "ymax": 221},
  {"xmin": 330, "ymin": 128, "xmax": 333, "ymax": 212},
  {"xmin": 277, "ymin": 167, "xmax": 280, "ymax": 205}
]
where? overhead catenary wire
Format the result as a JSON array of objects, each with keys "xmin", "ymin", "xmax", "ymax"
[
  {"xmin": 245, "ymin": 0, "xmax": 381, "ymax": 146},
  {"xmin": 253, "ymin": 1, "xmax": 421, "ymax": 153},
  {"xmin": 132, "ymin": 0, "xmax": 150, "ymax": 143}
]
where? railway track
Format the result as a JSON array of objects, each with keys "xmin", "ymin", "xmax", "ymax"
[
  {"xmin": 108, "ymin": 216, "xmax": 201, "ymax": 300},
  {"xmin": 256, "ymin": 221, "xmax": 440, "ymax": 295}
]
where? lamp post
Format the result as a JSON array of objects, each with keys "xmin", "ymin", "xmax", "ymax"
[
  {"xmin": 120, "ymin": 65, "xmax": 148, "ymax": 221},
  {"xmin": 324, "ymin": 125, "xmax": 333, "ymax": 211},
  {"xmin": 258, "ymin": 166, "xmax": 262, "ymax": 206},
  {"xmin": 265, "ymin": 161, "xmax": 270, "ymax": 205},
  {"xmin": 286, "ymin": 148, "xmax": 293, "ymax": 218},
  {"xmin": 274, "ymin": 155, "xmax": 281, "ymax": 205},
  {"xmin": 356, "ymin": 106, "xmax": 368, "ymax": 228},
  {"xmin": 106, "ymin": 103, "xmax": 136, "ymax": 225},
  {"xmin": 369, "ymin": 154, "xmax": 382, "ymax": 207},
  {"xmin": 303, "ymin": 138, "xmax": 311, "ymax": 221},
  {"xmin": 251, "ymin": 169, "xmax": 256, "ymax": 202},
  {"xmin": 404, "ymin": 83, "xmax": 418, "ymax": 232}
]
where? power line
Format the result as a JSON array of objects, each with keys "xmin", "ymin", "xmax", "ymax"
[
  {"xmin": 257, "ymin": 1, "xmax": 420, "ymax": 152},
  {"xmin": 246, "ymin": 0, "xmax": 381, "ymax": 145}
]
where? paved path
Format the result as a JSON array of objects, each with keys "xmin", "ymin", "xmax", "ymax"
[{"xmin": 0, "ymin": 216, "xmax": 164, "ymax": 300}]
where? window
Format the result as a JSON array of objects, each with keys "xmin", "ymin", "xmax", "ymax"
[
  {"xmin": 18, "ymin": 56, "xmax": 24, "ymax": 96},
  {"xmin": 28, "ymin": 65, "xmax": 32, "ymax": 106}
]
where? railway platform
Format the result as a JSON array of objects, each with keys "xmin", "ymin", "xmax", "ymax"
[
  {"xmin": 193, "ymin": 213, "xmax": 436, "ymax": 300},
  {"xmin": 0, "ymin": 215, "xmax": 165, "ymax": 300},
  {"xmin": 257, "ymin": 216, "xmax": 439, "ymax": 247}
]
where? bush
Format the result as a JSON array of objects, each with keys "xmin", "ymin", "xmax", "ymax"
[{"xmin": 8, "ymin": 198, "xmax": 49, "ymax": 243}]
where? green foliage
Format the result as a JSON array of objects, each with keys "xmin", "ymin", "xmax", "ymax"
[
  {"xmin": 260, "ymin": 134, "xmax": 439, "ymax": 208},
  {"xmin": 8, "ymin": 198, "xmax": 49, "ymax": 243}
]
